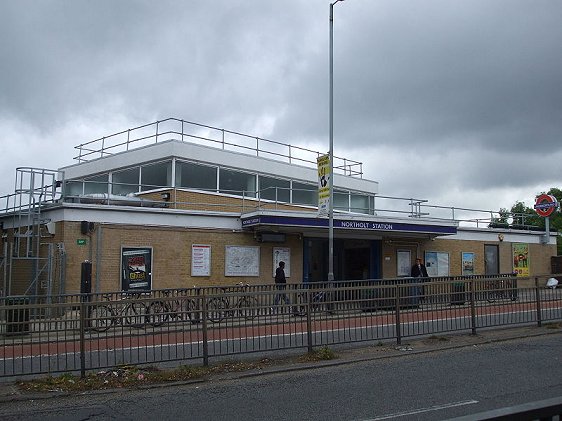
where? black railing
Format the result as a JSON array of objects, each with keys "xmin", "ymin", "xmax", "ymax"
[{"xmin": 0, "ymin": 275, "xmax": 560, "ymax": 378}]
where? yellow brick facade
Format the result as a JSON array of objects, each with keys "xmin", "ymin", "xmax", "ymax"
[
  {"xmin": 381, "ymin": 237, "xmax": 555, "ymax": 287},
  {"xmin": 62, "ymin": 221, "xmax": 303, "ymax": 294}
]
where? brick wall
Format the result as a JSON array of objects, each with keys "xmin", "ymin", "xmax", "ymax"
[
  {"xmin": 381, "ymin": 237, "xmax": 556, "ymax": 287},
  {"xmin": 139, "ymin": 189, "xmax": 316, "ymax": 213},
  {"xmin": 63, "ymin": 222, "xmax": 303, "ymax": 293}
]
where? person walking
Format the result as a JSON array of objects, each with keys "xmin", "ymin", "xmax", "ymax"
[
  {"xmin": 411, "ymin": 257, "xmax": 429, "ymax": 302},
  {"xmin": 273, "ymin": 261, "xmax": 291, "ymax": 307}
]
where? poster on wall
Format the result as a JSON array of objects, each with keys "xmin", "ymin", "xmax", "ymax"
[
  {"xmin": 272, "ymin": 247, "xmax": 291, "ymax": 277},
  {"xmin": 397, "ymin": 250, "xmax": 411, "ymax": 277},
  {"xmin": 121, "ymin": 247, "xmax": 152, "ymax": 291},
  {"xmin": 462, "ymin": 252, "xmax": 475, "ymax": 275},
  {"xmin": 425, "ymin": 251, "xmax": 450, "ymax": 277},
  {"xmin": 191, "ymin": 244, "xmax": 211, "ymax": 276},
  {"xmin": 225, "ymin": 246, "xmax": 260, "ymax": 276},
  {"xmin": 512, "ymin": 243, "xmax": 530, "ymax": 276}
]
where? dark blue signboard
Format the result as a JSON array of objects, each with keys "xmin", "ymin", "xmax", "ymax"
[{"xmin": 241, "ymin": 215, "xmax": 456, "ymax": 235}]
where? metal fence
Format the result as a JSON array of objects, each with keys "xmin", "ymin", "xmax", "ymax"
[{"xmin": 0, "ymin": 274, "xmax": 561, "ymax": 378}]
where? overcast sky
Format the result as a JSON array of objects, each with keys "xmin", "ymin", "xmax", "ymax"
[{"xmin": 1, "ymin": 0, "xmax": 561, "ymax": 216}]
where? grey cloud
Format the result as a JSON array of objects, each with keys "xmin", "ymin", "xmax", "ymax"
[{"xmin": 0, "ymin": 0, "xmax": 560, "ymax": 212}]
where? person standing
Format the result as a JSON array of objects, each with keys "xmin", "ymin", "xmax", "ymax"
[
  {"xmin": 411, "ymin": 258, "xmax": 428, "ymax": 278},
  {"xmin": 411, "ymin": 257, "xmax": 429, "ymax": 302},
  {"xmin": 273, "ymin": 261, "xmax": 290, "ymax": 306}
]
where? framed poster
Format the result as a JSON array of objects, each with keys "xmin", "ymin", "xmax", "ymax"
[
  {"xmin": 425, "ymin": 251, "xmax": 449, "ymax": 277},
  {"xmin": 512, "ymin": 243, "xmax": 529, "ymax": 276},
  {"xmin": 397, "ymin": 250, "xmax": 411, "ymax": 277},
  {"xmin": 192, "ymin": 244, "xmax": 211, "ymax": 276},
  {"xmin": 273, "ymin": 247, "xmax": 291, "ymax": 277},
  {"xmin": 225, "ymin": 246, "xmax": 260, "ymax": 276},
  {"xmin": 121, "ymin": 247, "xmax": 152, "ymax": 291},
  {"xmin": 461, "ymin": 252, "xmax": 475, "ymax": 276}
]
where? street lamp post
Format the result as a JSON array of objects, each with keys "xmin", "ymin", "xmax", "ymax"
[{"xmin": 328, "ymin": 0, "xmax": 344, "ymax": 283}]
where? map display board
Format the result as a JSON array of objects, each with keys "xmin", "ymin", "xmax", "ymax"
[{"xmin": 225, "ymin": 246, "xmax": 260, "ymax": 276}]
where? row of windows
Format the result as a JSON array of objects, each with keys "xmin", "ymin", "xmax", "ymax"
[{"xmin": 66, "ymin": 160, "xmax": 375, "ymax": 214}]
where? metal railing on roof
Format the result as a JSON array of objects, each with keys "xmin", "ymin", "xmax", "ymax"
[
  {"xmin": 0, "ymin": 177, "xmax": 549, "ymax": 232},
  {"xmin": 73, "ymin": 117, "xmax": 364, "ymax": 177}
]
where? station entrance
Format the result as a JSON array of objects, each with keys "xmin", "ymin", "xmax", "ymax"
[{"xmin": 303, "ymin": 237, "xmax": 381, "ymax": 283}]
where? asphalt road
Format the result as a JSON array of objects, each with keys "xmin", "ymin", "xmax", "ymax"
[{"xmin": 1, "ymin": 330, "xmax": 561, "ymax": 421}]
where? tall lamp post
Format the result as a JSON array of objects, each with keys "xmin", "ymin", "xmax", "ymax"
[{"xmin": 328, "ymin": 0, "xmax": 345, "ymax": 283}]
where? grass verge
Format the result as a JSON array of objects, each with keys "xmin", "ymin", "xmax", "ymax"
[{"xmin": 17, "ymin": 348, "xmax": 339, "ymax": 393}]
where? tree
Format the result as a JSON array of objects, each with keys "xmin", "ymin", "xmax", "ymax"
[{"xmin": 500, "ymin": 188, "xmax": 562, "ymax": 255}]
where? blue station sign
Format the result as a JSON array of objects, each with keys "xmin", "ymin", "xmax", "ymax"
[{"xmin": 242, "ymin": 215, "xmax": 457, "ymax": 235}]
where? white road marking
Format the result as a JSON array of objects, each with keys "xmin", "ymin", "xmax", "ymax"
[{"xmin": 362, "ymin": 399, "xmax": 479, "ymax": 420}]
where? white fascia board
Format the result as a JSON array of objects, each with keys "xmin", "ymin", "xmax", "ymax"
[
  {"xmin": 451, "ymin": 227, "xmax": 556, "ymax": 245},
  {"xmin": 59, "ymin": 140, "xmax": 378, "ymax": 194},
  {"xmin": 32, "ymin": 205, "xmax": 241, "ymax": 231}
]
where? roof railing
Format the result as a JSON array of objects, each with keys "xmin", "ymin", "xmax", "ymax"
[{"xmin": 74, "ymin": 117, "xmax": 363, "ymax": 178}]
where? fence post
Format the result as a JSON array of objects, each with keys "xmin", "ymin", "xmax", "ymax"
[
  {"xmin": 469, "ymin": 280, "xmax": 477, "ymax": 335},
  {"xmin": 535, "ymin": 277, "xmax": 542, "ymax": 327},
  {"xmin": 201, "ymin": 291, "xmax": 209, "ymax": 366},
  {"xmin": 306, "ymin": 289, "xmax": 313, "ymax": 353},
  {"xmin": 395, "ymin": 284, "xmax": 402, "ymax": 346},
  {"xmin": 79, "ymin": 296, "xmax": 86, "ymax": 379}
]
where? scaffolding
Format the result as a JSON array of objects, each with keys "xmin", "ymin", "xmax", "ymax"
[{"xmin": 1, "ymin": 167, "xmax": 64, "ymax": 298}]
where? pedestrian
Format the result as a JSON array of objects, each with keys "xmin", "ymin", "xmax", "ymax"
[
  {"xmin": 273, "ymin": 261, "xmax": 291, "ymax": 306},
  {"xmin": 411, "ymin": 257, "xmax": 429, "ymax": 302}
]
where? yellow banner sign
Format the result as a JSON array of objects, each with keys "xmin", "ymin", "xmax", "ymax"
[{"xmin": 317, "ymin": 154, "xmax": 330, "ymax": 217}]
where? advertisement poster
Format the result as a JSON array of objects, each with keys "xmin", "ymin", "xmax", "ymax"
[
  {"xmin": 191, "ymin": 244, "xmax": 211, "ymax": 276},
  {"xmin": 512, "ymin": 243, "xmax": 530, "ymax": 276},
  {"xmin": 425, "ymin": 251, "xmax": 450, "ymax": 277},
  {"xmin": 462, "ymin": 252, "xmax": 475, "ymax": 275},
  {"xmin": 273, "ymin": 247, "xmax": 291, "ymax": 277},
  {"xmin": 121, "ymin": 247, "xmax": 152, "ymax": 291},
  {"xmin": 317, "ymin": 154, "xmax": 330, "ymax": 217}
]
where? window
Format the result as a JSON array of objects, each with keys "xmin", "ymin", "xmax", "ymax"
[
  {"xmin": 292, "ymin": 182, "xmax": 316, "ymax": 206},
  {"xmin": 175, "ymin": 161, "xmax": 217, "ymax": 191},
  {"xmin": 351, "ymin": 194, "xmax": 370, "ymax": 214},
  {"xmin": 219, "ymin": 168, "xmax": 256, "ymax": 197},
  {"xmin": 141, "ymin": 161, "xmax": 171, "ymax": 191},
  {"xmin": 112, "ymin": 167, "xmax": 139, "ymax": 195},
  {"xmin": 259, "ymin": 176, "xmax": 290, "ymax": 203},
  {"xmin": 84, "ymin": 174, "xmax": 109, "ymax": 195},
  {"xmin": 65, "ymin": 180, "xmax": 84, "ymax": 197},
  {"xmin": 334, "ymin": 189, "xmax": 349, "ymax": 211}
]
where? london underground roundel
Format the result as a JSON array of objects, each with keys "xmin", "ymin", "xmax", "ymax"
[{"xmin": 534, "ymin": 194, "xmax": 558, "ymax": 217}]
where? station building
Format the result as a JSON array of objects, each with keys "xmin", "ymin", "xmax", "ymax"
[{"xmin": 0, "ymin": 118, "xmax": 556, "ymax": 296}]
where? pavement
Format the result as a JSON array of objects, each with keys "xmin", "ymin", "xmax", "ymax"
[{"xmin": 0, "ymin": 323, "xmax": 560, "ymax": 403}]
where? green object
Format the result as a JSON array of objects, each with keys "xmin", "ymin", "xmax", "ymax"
[{"xmin": 77, "ymin": 239, "xmax": 87, "ymax": 245}]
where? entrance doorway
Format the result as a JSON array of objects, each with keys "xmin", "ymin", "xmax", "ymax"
[
  {"xmin": 303, "ymin": 238, "xmax": 380, "ymax": 283},
  {"xmin": 484, "ymin": 244, "xmax": 499, "ymax": 275}
]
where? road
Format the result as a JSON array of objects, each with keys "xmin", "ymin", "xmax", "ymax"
[{"xmin": 0, "ymin": 331, "xmax": 561, "ymax": 420}]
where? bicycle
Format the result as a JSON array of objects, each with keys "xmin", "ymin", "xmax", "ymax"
[
  {"xmin": 205, "ymin": 283, "xmax": 260, "ymax": 323},
  {"xmin": 146, "ymin": 289, "xmax": 200, "ymax": 327},
  {"xmin": 294, "ymin": 283, "xmax": 335, "ymax": 316},
  {"xmin": 486, "ymin": 279, "xmax": 518, "ymax": 303},
  {"xmin": 88, "ymin": 292, "xmax": 148, "ymax": 332}
]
